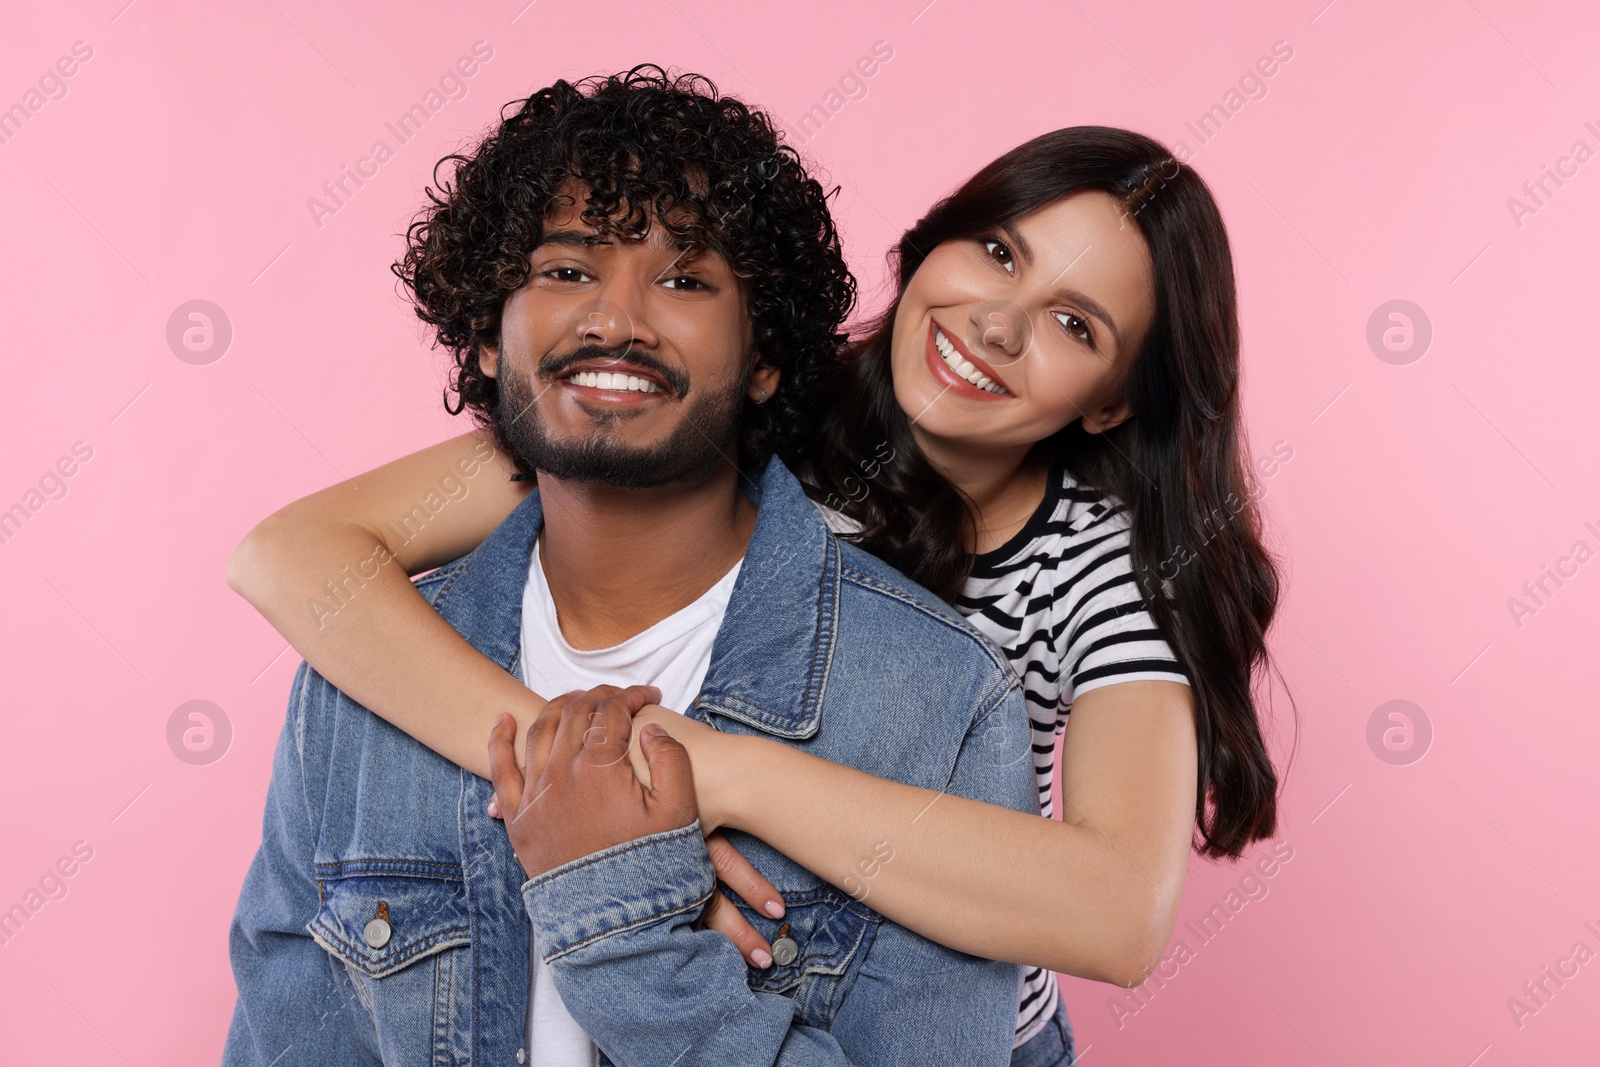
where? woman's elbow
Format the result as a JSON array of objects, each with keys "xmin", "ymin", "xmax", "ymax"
[
  {"xmin": 226, "ymin": 513, "xmax": 293, "ymax": 605},
  {"xmin": 1072, "ymin": 930, "xmax": 1168, "ymax": 989},
  {"xmin": 1050, "ymin": 892, "xmax": 1178, "ymax": 988},
  {"xmin": 1106, "ymin": 897, "xmax": 1184, "ymax": 988},
  {"xmin": 1103, "ymin": 936, "xmax": 1169, "ymax": 989}
]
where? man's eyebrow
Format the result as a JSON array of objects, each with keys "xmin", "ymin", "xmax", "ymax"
[
  {"xmin": 536, "ymin": 230, "xmax": 612, "ymax": 248},
  {"xmin": 536, "ymin": 229, "xmax": 701, "ymax": 253}
]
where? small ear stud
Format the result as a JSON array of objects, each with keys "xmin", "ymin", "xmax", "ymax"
[{"xmin": 753, "ymin": 386, "xmax": 770, "ymax": 405}]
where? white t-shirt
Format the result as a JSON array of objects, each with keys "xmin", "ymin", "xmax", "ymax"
[{"xmin": 517, "ymin": 534, "xmax": 743, "ymax": 1067}]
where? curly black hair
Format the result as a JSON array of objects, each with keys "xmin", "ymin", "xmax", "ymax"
[{"xmin": 390, "ymin": 64, "xmax": 856, "ymax": 476}]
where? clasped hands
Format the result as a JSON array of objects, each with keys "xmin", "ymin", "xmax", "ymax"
[{"xmin": 486, "ymin": 684, "xmax": 787, "ymax": 968}]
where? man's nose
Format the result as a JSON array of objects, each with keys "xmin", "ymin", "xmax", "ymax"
[{"xmin": 575, "ymin": 280, "xmax": 659, "ymax": 354}]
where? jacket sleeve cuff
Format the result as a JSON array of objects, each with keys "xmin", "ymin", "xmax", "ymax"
[{"xmin": 520, "ymin": 820, "xmax": 715, "ymax": 962}]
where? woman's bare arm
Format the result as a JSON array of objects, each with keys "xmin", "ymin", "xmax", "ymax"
[
  {"xmin": 229, "ymin": 428, "xmax": 791, "ymax": 964},
  {"xmin": 227, "ymin": 429, "xmax": 542, "ymax": 778},
  {"xmin": 671, "ymin": 678, "xmax": 1200, "ymax": 985}
]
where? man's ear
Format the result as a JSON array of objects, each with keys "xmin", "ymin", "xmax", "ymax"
[
  {"xmin": 1081, "ymin": 396, "xmax": 1133, "ymax": 435},
  {"xmin": 747, "ymin": 352, "xmax": 780, "ymax": 403},
  {"xmin": 479, "ymin": 339, "xmax": 499, "ymax": 379}
]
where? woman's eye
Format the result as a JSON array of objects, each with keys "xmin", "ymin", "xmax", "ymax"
[
  {"xmin": 543, "ymin": 267, "xmax": 591, "ymax": 283},
  {"xmin": 1054, "ymin": 310, "xmax": 1093, "ymax": 345},
  {"xmin": 663, "ymin": 275, "xmax": 708, "ymax": 291},
  {"xmin": 981, "ymin": 238, "xmax": 1015, "ymax": 274}
]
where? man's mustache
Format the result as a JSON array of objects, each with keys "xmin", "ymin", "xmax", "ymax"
[{"xmin": 537, "ymin": 345, "xmax": 690, "ymax": 399}]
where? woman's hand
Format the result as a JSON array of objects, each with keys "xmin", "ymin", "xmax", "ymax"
[
  {"xmin": 619, "ymin": 708, "xmax": 792, "ymax": 967},
  {"xmin": 697, "ymin": 830, "xmax": 786, "ymax": 969}
]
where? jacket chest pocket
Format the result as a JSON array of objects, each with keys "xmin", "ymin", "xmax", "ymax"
[
  {"xmin": 723, "ymin": 884, "xmax": 881, "ymax": 1029},
  {"xmin": 309, "ymin": 861, "xmax": 473, "ymax": 1067}
]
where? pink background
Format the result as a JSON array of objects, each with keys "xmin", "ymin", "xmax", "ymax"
[{"xmin": 2, "ymin": 0, "xmax": 1597, "ymax": 1062}]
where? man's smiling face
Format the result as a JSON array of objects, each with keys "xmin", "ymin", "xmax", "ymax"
[{"xmin": 480, "ymin": 180, "xmax": 769, "ymax": 488}]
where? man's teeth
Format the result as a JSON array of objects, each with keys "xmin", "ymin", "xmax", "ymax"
[
  {"xmin": 933, "ymin": 327, "xmax": 1005, "ymax": 393},
  {"xmin": 567, "ymin": 370, "xmax": 661, "ymax": 393}
]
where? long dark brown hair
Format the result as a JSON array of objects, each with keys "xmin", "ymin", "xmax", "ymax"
[{"xmin": 805, "ymin": 126, "xmax": 1289, "ymax": 859}]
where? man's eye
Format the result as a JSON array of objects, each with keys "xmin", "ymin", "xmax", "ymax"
[
  {"xmin": 543, "ymin": 267, "xmax": 591, "ymax": 283},
  {"xmin": 981, "ymin": 238, "xmax": 1015, "ymax": 274},
  {"xmin": 663, "ymin": 276, "xmax": 707, "ymax": 291}
]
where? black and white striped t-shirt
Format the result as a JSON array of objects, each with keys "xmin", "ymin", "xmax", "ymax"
[{"xmin": 821, "ymin": 455, "xmax": 1191, "ymax": 1048}]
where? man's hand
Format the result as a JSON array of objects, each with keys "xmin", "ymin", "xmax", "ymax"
[
  {"xmin": 627, "ymin": 704, "xmax": 756, "ymax": 832},
  {"xmin": 487, "ymin": 684, "xmax": 699, "ymax": 880},
  {"xmin": 484, "ymin": 696, "xmax": 789, "ymax": 966}
]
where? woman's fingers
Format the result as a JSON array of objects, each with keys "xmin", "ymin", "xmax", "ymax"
[
  {"xmin": 705, "ymin": 830, "xmax": 785, "ymax": 919},
  {"xmin": 701, "ymin": 889, "xmax": 775, "ymax": 969}
]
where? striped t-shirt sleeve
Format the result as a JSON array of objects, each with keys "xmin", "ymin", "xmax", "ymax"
[{"xmin": 1058, "ymin": 523, "xmax": 1191, "ymax": 702}]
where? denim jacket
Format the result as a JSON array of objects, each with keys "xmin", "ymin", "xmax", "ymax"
[{"xmin": 223, "ymin": 455, "xmax": 1039, "ymax": 1067}]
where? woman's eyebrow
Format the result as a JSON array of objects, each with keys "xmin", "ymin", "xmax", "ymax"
[
  {"xmin": 1000, "ymin": 221, "xmax": 1034, "ymax": 265},
  {"xmin": 1000, "ymin": 221, "xmax": 1123, "ymax": 349},
  {"xmin": 1053, "ymin": 287, "xmax": 1122, "ymax": 350}
]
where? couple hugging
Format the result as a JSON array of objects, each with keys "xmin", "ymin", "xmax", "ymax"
[{"xmin": 223, "ymin": 63, "xmax": 1282, "ymax": 1067}]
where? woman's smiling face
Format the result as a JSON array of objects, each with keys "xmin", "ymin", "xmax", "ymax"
[{"xmin": 889, "ymin": 190, "xmax": 1158, "ymax": 459}]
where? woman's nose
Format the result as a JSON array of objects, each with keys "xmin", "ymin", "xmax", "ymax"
[{"xmin": 970, "ymin": 299, "xmax": 1031, "ymax": 363}]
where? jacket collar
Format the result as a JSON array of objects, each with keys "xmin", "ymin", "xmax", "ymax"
[{"xmin": 429, "ymin": 455, "xmax": 837, "ymax": 741}]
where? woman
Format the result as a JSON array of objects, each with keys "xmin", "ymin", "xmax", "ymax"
[{"xmin": 229, "ymin": 125, "xmax": 1286, "ymax": 1065}]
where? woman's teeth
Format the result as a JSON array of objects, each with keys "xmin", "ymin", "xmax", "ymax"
[
  {"xmin": 933, "ymin": 326, "xmax": 1005, "ymax": 394},
  {"xmin": 568, "ymin": 371, "xmax": 660, "ymax": 393}
]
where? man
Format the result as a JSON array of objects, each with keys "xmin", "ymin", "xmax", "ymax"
[{"xmin": 223, "ymin": 66, "xmax": 1036, "ymax": 1066}]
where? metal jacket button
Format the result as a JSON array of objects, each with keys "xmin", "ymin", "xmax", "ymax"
[
  {"xmin": 770, "ymin": 922, "xmax": 798, "ymax": 967},
  {"xmin": 363, "ymin": 901, "xmax": 392, "ymax": 949}
]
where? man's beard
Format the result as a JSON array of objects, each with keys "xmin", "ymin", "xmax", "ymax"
[{"xmin": 493, "ymin": 346, "xmax": 748, "ymax": 488}]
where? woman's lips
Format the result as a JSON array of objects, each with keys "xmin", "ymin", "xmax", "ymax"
[{"xmin": 922, "ymin": 321, "xmax": 1012, "ymax": 402}]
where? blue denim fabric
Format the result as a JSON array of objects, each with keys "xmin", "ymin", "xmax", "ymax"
[
  {"xmin": 223, "ymin": 455, "xmax": 1040, "ymax": 1067},
  {"xmin": 1010, "ymin": 994, "xmax": 1076, "ymax": 1067}
]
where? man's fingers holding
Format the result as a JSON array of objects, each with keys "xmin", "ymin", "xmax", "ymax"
[
  {"xmin": 640, "ymin": 724, "xmax": 697, "ymax": 825},
  {"xmin": 582, "ymin": 687, "xmax": 659, "ymax": 770},
  {"xmin": 617, "ymin": 686, "xmax": 663, "ymax": 715},
  {"xmin": 524, "ymin": 693, "xmax": 577, "ymax": 780},
  {"xmin": 624, "ymin": 717, "xmax": 655, "ymax": 790},
  {"xmin": 551, "ymin": 686, "xmax": 619, "ymax": 763},
  {"xmin": 486, "ymin": 713, "xmax": 525, "ymax": 817}
]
